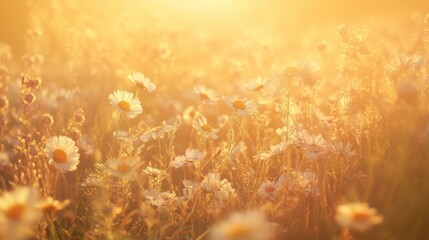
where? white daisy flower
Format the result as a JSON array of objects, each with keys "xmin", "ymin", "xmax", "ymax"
[
  {"xmin": 258, "ymin": 174, "xmax": 285, "ymax": 200},
  {"xmin": 170, "ymin": 148, "xmax": 207, "ymax": 168},
  {"xmin": 224, "ymin": 96, "xmax": 258, "ymax": 117},
  {"xmin": 244, "ymin": 76, "xmax": 270, "ymax": 92},
  {"xmin": 37, "ymin": 197, "xmax": 70, "ymax": 215},
  {"xmin": 194, "ymin": 85, "xmax": 219, "ymax": 104},
  {"xmin": 183, "ymin": 180, "xmax": 199, "ymax": 200},
  {"xmin": 106, "ymin": 158, "xmax": 139, "ymax": 179},
  {"xmin": 283, "ymin": 60, "xmax": 320, "ymax": 86},
  {"xmin": 201, "ymin": 173, "xmax": 235, "ymax": 204},
  {"xmin": 128, "ymin": 71, "xmax": 156, "ymax": 92},
  {"xmin": 192, "ymin": 115, "xmax": 219, "ymax": 140},
  {"xmin": 336, "ymin": 202, "xmax": 383, "ymax": 232},
  {"xmin": 0, "ymin": 186, "xmax": 41, "ymax": 240},
  {"xmin": 140, "ymin": 121, "xmax": 173, "ymax": 142},
  {"xmin": 209, "ymin": 210, "xmax": 274, "ymax": 240},
  {"xmin": 108, "ymin": 90, "xmax": 143, "ymax": 119},
  {"xmin": 0, "ymin": 186, "xmax": 40, "ymax": 224},
  {"xmin": 44, "ymin": 136, "xmax": 80, "ymax": 172}
]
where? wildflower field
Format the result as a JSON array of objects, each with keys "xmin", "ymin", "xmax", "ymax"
[{"xmin": 1, "ymin": 0, "xmax": 429, "ymax": 239}]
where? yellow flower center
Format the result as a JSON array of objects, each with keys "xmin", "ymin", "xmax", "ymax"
[
  {"xmin": 53, "ymin": 149, "xmax": 68, "ymax": 163},
  {"xmin": 5, "ymin": 204, "xmax": 25, "ymax": 220},
  {"xmin": 232, "ymin": 100, "xmax": 246, "ymax": 110},
  {"xmin": 265, "ymin": 185, "xmax": 276, "ymax": 193},
  {"xmin": 284, "ymin": 66, "xmax": 299, "ymax": 76},
  {"xmin": 117, "ymin": 163, "xmax": 132, "ymax": 174},
  {"xmin": 200, "ymin": 93, "xmax": 210, "ymax": 101},
  {"xmin": 118, "ymin": 101, "xmax": 131, "ymax": 112},
  {"xmin": 201, "ymin": 124, "xmax": 213, "ymax": 132},
  {"xmin": 352, "ymin": 211, "xmax": 371, "ymax": 221},
  {"xmin": 41, "ymin": 204, "xmax": 59, "ymax": 214},
  {"xmin": 225, "ymin": 223, "xmax": 252, "ymax": 238}
]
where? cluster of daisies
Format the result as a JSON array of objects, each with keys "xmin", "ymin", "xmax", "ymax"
[
  {"xmin": 0, "ymin": 187, "xmax": 69, "ymax": 240},
  {"xmin": 1, "ymin": 67, "xmax": 386, "ymax": 240}
]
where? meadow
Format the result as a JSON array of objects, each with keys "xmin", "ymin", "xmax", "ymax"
[{"xmin": 0, "ymin": 0, "xmax": 429, "ymax": 239}]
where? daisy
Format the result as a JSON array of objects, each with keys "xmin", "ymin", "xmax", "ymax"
[
  {"xmin": 81, "ymin": 174, "xmax": 104, "ymax": 188},
  {"xmin": 210, "ymin": 210, "xmax": 274, "ymax": 240},
  {"xmin": 201, "ymin": 173, "xmax": 235, "ymax": 204},
  {"xmin": 40, "ymin": 88, "xmax": 75, "ymax": 109},
  {"xmin": 0, "ymin": 186, "xmax": 40, "ymax": 224},
  {"xmin": 182, "ymin": 180, "xmax": 199, "ymax": 200},
  {"xmin": 336, "ymin": 202, "xmax": 383, "ymax": 232},
  {"xmin": 243, "ymin": 76, "xmax": 270, "ymax": 92},
  {"xmin": 0, "ymin": 186, "xmax": 41, "ymax": 240},
  {"xmin": 140, "ymin": 121, "xmax": 173, "ymax": 142},
  {"xmin": 108, "ymin": 90, "xmax": 143, "ymax": 119},
  {"xmin": 224, "ymin": 96, "xmax": 258, "ymax": 117},
  {"xmin": 37, "ymin": 197, "xmax": 70, "ymax": 215},
  {"xmin": 194, "ymin": 85, "xmax": 219, "ymax": 104},
  {"xmin": 283, "ymin": 61, "xmax": 320, "ymax": 86},
  {"xmin": 182, "ymin": 105, "xmax": 200, "ymax": 123},
  {"xmin": 143, "ymin": 166, "xmax": 163, "ymax": 178},
  {"xmin": 192, "ymin": 115, "xmax": 219, "ymax": 140},
  {"xmin": 106, "ymin": 158, "xmax": 139, "ymax": 179},
  {"xmin": 128, "ymin": 71, "xmax": 156, "ymax": 92},
  {"xmin": 170, "ymin": 148, "xmax": 207, "ymax": 168},
  {"xmin": 44, "ymin": 136, "xmax": 80, "ymax": 172},
  {"xmin": 258, "ymin": 174, "xmax": 286, "ymax": 200}
]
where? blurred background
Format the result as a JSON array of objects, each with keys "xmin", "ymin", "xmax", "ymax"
[{"xmin": 1, "ymin": 0, "xmax": 429, "ymax": 56}]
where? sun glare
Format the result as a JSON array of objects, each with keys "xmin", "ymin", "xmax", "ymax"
[{"xmin": 0, "ymin": 0, "xmax": 429, "ymax": 239}]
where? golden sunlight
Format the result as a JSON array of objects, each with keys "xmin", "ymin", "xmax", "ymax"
[{"xmin": 0, "ymin": 0, "xmax": 429, "ymax": 239}]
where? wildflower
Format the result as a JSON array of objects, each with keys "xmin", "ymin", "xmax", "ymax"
[
  {"xmin": 182, "ymin": 105, "xmax": 199, "ymax": 122},
  {"xmin": 128, "ymin": 71, "xmax": 156, "ymax": 92},
  {"xmin": 192, "ymin": 115, "xmax": 219, "ymax": 140},
  {"xmin": 257, "ymin": 79, "xmax": 288, "ymax": 108},
  {"xmin": 44, "ymin": 136, "xmax": 80, "ymax": 172},
  {"xmin": 336, "ymin": 202, "xmax": 383, "ymax": 232},
  {"xmin": 201, "ymin": 173, "xmax": 235, "ymax": 204},
  {"xmin": 387, "ymin": 54, "xmax": 425, "ymax": 79},
  {"xmin": 224, "ymin": 96, "xmax": 258, "ymax": 117},
  {"xmin": 258, "ymin": 174, "xmax": 285, "ymax": 200},
  {"xmin": 255, "ymin": 140, "xmax": 290, "ymax": 160},
  {"xmin": 170, "ymin": 148, "xmax": 206, "ymax": 168},
  {"xmin": 108, "ymin": 90, "xmax": 143, "ymax": 118},
  {"xmin": 40, "ymin": 88, "xmax": 75, "ymax": 109},
  {"xmin": 334, "ymin": 142, "xmax": 356, "ymax": 158},
  {"xmin": 283, "ymin": 61, "xmax": 320, "ymax": 86},
  {"xmin": 37, "ymin": 197, "xmax": 70, "ymax": 215},
  {"xmin": 40, "ymin": 113, "xmax": 54, "ymax": 127},
  {"xmin": 72, "ymin": 109, "xmax": 86, "ymax": 126},
  {"xmin": 106, "ymin": 158, "xmax": 139, "ymax": 179},
  {"xmin": 0, "ymin": 186, "xmax": 41, "ymax": 240},
  {"xmin": 68, "ymin": 127, "xmax": 82, "ymax": 142},
  {"xmin": 194, "ymin": 85, "xmax": 219, "ymax": 104},
  {"xmin": 183, "ymin": 180, "xmax": 199, "ymax": 200},
  {"xmin": 143, "ymin": 166, "xmax": 163, "ymax": 178},
  {"xmin": 140, "ymin": 121, "xmax": 173, "ymax": 142},
  {"xmin": 81, "ymin": 175, "xmax": 104, "ymax": 188},
  {"xmin": 143, "ymin": 189, "xmax": 183, "ymax": 209},
  {"xmin": 22, "ymin": 92, "xmax": 36, "ymax": 104},
  {"xmin": 244, "ymin": 76, "xmax": 270, "ymax": 92},
  {"xmin": 210, "ymin": 210, "xmax": 274, "ymax": 240}
]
